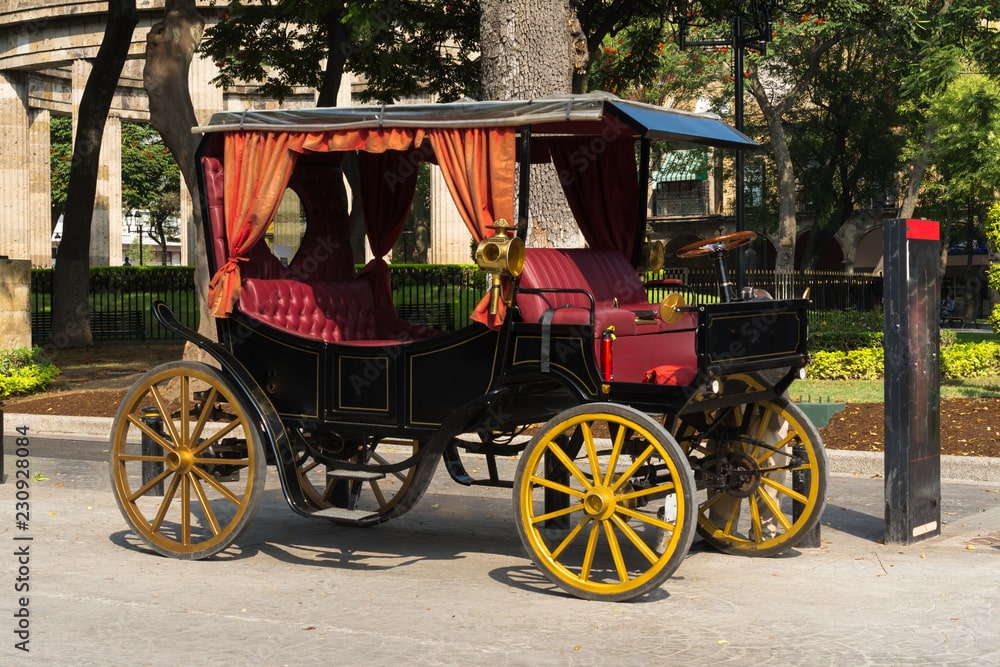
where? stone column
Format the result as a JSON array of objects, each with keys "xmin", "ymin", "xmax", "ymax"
[
  {"xmin": 428, "ymin": 166, "xmax": 471, "ymax": 264},
  {"xmin": 91, "ymin": 114, "xmax": 122, "ymax": 266},
  {"xmin": 182, "ymin": 54, "xmax": 225, "ymax": 266},
  {"xmin": 28, "ymin": 107, "xmax": 52, "ymax": 267},
  {"xmin": 0, "ymin": 71, "xmax": 30, "ymax": 262},
  {"xmin": 0, "ymin": 257, "xmax": 31, "ymax": 350}
]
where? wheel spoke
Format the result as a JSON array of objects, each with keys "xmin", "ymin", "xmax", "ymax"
[
  {"xmin": 189, "ymin": 387, "xmax": 220, "ymax": 445},
  {"xmin": 127, "ymin": 468, "xmax": 173, "ymax": 503},
  {"xmin": 755, "ymin": 487, "xmax": 792, "ymax": 531},
  {"xmin": 181, "ymin": 474, "xmax": 192, "ymax": 546},
  {"xmin": 151, "ymin": 472, "xmax": 183, "ymax": 533},
  {"xmin": 748, "ymin": 494, "xmax": 764, "ymax": 543},
  {"xmin": 191, "ymin": 466, "xmax": 243, "ymax": 506},
  {"xmin": 609, "ymin": 444, "xmax": 654, "ymax": 493},
  {"xmin": 602, "ymin": 424, "xmax": 628, "ymax": 487},
  {"xmin": 611, "ymin": 513, "xmax": 659, "ymax": 564},
  {"xmin": 551, "ymin": 516, "xmax": 591, "ymax": 560},
  {"xmin": 617, "ymin": 480, "xmax": 676, "ymax": 503},
  {"xmin": 579, "ymin": 521, "xmax": 601, "ymax": 580},
  {"xmin": 190, "ymin": 475, "xmax": 223, "ymax": 537},
  {"xmin": 528, "ymin": 473, "xmax": 586, "ymax": 499},
  {"xmin": 190, "ymin": 418, "xmax": 244, "ymax": 456},
  {"xmin": 531, "ymin": 503, "xmax": 585, "ymax": 526},
  {"xmin": 602, "ymin": 520, "xmax": 629, "ymax": 583},
  {"xmin": 760, "ymin": 475, "xmax": 808, "ymax": 505},
  {"xmin": 544, "ymin": 440, "xmax": 593, "ymax": 490},
  {"xmin": 149, "ymin": 384, "xmax": 182, "ymax": 447},
  {"xmin": 125, "ymin": 413, "xmax": 176, "ymax": 454}
]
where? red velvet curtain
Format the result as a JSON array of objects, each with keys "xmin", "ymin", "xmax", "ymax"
[
  {"xmin": 357, "ymin": 150, "xmax": 420, "ymax": 311},
  {"xmin": 545, "ymin": 136, "xmax": 639, "ymax": 259}
]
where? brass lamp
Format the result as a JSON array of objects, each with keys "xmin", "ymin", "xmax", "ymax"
[
  {"xmin": 475, "ymin": 218, "xmax": 525, "ymax": 315},
  {"xmin": 638, "ymin": 239, "xmax": 665, "ymax": 273}
]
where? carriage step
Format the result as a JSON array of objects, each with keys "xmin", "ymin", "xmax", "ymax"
[
  {"xmin": 310, "ymin": 507, "xmax": 380, "ymax": 522},
  {"xmin": 326, "ymin": 469, "xmax": 385, "ymax": 481}
]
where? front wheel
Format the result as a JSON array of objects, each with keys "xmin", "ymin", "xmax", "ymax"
[
  {"xmin": 674, "ymin": 392, "xmax": 827, "ymax": 556},
  {"xmin": 513, "ymin": 404, "xmax": 696, "ymax": 602},
  {"xmin": 109, "ymin": 361, "xmax": 266, "ymax": 559}
]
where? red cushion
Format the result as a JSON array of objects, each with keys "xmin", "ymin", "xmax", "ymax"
[
  {"xmin": 238, "ymin": 278, "xmax": 442, "ymax": 344},
  {"xmin": 516, "ymin": 248, "xmax": 698, "ymax": 384}
]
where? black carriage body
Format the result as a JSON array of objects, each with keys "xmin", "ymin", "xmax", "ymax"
[{"xmin": 191, "ymin": 93, "xmax": 809, "ymax": 442}]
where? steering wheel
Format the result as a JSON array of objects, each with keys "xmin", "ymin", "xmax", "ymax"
[{"xmin": 676, "ymin": 231, "xmax": 757, "ymax": 259}]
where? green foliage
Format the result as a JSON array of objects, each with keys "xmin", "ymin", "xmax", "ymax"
[
  {"xmin": 808, "ymin": 310, "xmax": 883, "ymax": 351},
  {"xmin": 51, "ymin": 117, "xmax": 180, "ymax": 227},
  {"xmin": 200, "ymin": 1, "xmax": 480, "ymax": 105},
  {"xmin": 0, "ymin": 347, "xmax": 59, "ymax": 398},
  {"xmin": 986, "ymin": 202, "xmax": 1000, "ymax": 333},
  {"xmin": 808, "ymin": 341, "xmax": 1000, "ymax": 380},
  {"xmin": 808, "ymin": 348, "xmax": 884, "ymax": 380},
  {"xmin": 940, "ymin": 341, "xmax": 1000, "ymax": 379}
]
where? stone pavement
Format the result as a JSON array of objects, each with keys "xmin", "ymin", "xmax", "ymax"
[{"xmin": 0, "ymin": 417, "xmax": 997, "ymax": 666}]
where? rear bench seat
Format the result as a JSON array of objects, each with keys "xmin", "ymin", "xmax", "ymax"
[
  {"xmin": 516, "ymin": 248, "xmax": 698, "ymax": 385},
  {"xmin": 238, "ymin": 278, "xmax": 440, "ymax": 345}
]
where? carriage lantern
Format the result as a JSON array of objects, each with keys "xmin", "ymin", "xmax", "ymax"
[{"xmin": 475, "ymin": 218, "xmax": 525, "ymax": 315}]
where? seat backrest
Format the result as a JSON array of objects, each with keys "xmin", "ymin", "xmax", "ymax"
[
  {"xmin": 516, "ymin": 248, "xmax": 648, "ymax": 322},
  {"xmin": 238, "ymin": 278, "xmax": 379, "ymax": 342}
]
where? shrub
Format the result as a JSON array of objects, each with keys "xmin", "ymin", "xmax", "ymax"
[
  {"xmin": 808, "ymin": 348, "xmax": 884, "ymax": 380},
  {"xmin": 807, "ymin": 341, "xmax": 1000, "ymax": 380},
  {"xmin": 809, "ymin": 310, "xmax": 883, "ymax": 351},
  {"xmin": 940, "ymin": 341, "xmax": 1000, "ymax": 379},
  {"xmin": 0, "ymin": 347, "xmax": 60, "ymax": 398}
]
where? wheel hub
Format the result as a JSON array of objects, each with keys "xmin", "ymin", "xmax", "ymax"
[
  {"xmin": 723, "ymin": 451, "xmax": 761, "ymax": 498},
  {"xmin": 165, "ymin": 448, "xmax": 195, "ymax": 474},
  {"xmin": 583, "ymin": 486, "xmax": 618, "ymax": 521}
]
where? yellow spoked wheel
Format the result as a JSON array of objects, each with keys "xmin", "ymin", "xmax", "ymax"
[
  {"xmin": 674, "ymin": 386, "xmax": 827, "ymax": 557},
  {"xmin": 513, "ymin": 404, "xmax": 695, "ymax": 602},
  {"xmin": 109, "ymin": 361, "xmax": 266, "ymax": 560},
  {"xmin": 293, "ymin": 435, "xmax": 426, "ymax": 522}
]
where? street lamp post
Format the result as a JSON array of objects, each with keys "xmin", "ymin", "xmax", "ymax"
[
  {"xmin": 126, "ymin": 210, "xmax": 145, "ymax": 266},
  {"xmin": 679, "ymin": 1, "xmax": 774, "ymax": 291}
]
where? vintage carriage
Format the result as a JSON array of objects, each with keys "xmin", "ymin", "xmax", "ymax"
[{"xmin": 110, "ymin": 92, "xmax": 826, "ymax": 602}]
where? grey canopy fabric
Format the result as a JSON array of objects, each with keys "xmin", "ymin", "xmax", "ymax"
[{"xmin": 193, "ymin": 91, "xmax": 757, "ymax": 151}]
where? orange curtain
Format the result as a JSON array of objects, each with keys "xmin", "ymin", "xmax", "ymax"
[
  {"xmin": 207, "ymin": 129, "xmax": 426, "ymax": 317},
  {"xmin": 426, "ymin": 128, "xmax": 515, "ymax": 326},
  {"xmin": 208, "ymin": 132, "xmax": 306, "ymax": 317},
  {"xmin": 426, "ymin": 128, "xmax": 515, "ymax": 241}
]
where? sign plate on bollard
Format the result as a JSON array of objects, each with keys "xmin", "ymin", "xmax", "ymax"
[{"xmin": 883, "ymin": 218, "xmax": 941, "ymax": 544}]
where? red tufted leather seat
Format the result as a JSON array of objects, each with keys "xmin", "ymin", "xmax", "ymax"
[
  {"xmin": 516, "ymin": 248, "xmax": 697, "ymax": 385},
  {"xmin": 239, "ymin": 278, "xmax": 441, "ymax": 345}
]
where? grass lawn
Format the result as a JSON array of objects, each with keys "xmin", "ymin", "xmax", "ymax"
[{"xmin": 794, "ymin": 376, "xmax": 1000, "ymax": 404}]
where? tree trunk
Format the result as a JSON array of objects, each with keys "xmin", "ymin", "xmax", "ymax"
[
  {"xmin": 747, "ymin": 68, "xmax": 797, "ymax": 273},
  {"xmin": 480, "ymin": 0, "xmax": 580, "ymax": 248},
  {"xmin": 898, "ymin": 121, "xmax": 936, "ymax": 219},
  {"xmin": 143, "ymin": 0, "xmax": 214, "ymax": 345},
  {"xmin": 50, "ymin": 0, "xmax": 137, "ymax": 348}
]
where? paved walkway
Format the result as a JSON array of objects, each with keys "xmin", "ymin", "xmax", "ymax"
[{"xmin": 0, "ymin": 422, "xmax": 997, "ymax": 665}]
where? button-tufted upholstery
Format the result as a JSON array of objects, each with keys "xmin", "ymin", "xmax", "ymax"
[
  {"xmin": 239, "ymin": 278, "xmax": 439, "ymax": 344},
  {"xmin": 515, "ymin": 248, "xmax": 697, "ymax": 385}
]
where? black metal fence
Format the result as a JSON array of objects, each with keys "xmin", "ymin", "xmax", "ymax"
[{"xmin": 29, "ymin": 265, "xmax": 885, "ymax": 341}]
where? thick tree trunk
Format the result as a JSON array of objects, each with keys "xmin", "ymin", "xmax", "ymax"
[
  {"xmin": 143, "ymin": 0, "xmax": 215, "ymax": 345},
  {"xmin": 748, "ymin": 67, "xmax": 797, "ymax": 273},
  {"xmin": 480, "ymin": 0, "xmax": 580, "ymax": 248},
  {"xmin": 50, "ymin": 0, "xmax": 137, "ymax": 348}
]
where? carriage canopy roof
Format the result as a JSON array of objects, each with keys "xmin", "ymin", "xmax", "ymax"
[{"xmin": 193, "ymin": 91, "xmax": 758, "ymax": 151}]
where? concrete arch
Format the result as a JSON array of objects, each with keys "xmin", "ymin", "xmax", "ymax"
[{"xmin": 0, "ymin": 2, "xmax": 321, "ymax": 268}]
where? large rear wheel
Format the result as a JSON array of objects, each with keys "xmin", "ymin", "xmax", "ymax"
[
  {"xmin": 513, "ymin": 404, "xmax": 695, "ymax": 601},
  {"xmin": 109, "ymin": 361, "xmax": 266, "ymax": 559}
]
